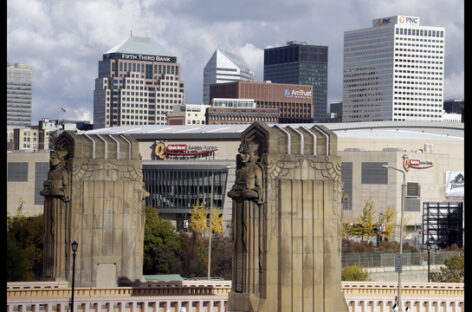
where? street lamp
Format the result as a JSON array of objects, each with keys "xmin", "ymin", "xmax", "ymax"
[
  {"xmin": 383, "ymin": 164, "xmax": 406, "ymax": 312},
  {"xmin": 427, "ymin": 237, "xmax": 434, "ymax": 282},
  {"xmin": 71, "ymin": 241, "xmax": 78, "ymax": 312}
]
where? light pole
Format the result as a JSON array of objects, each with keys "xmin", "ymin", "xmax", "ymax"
[
  {"xmin": 383, "ymin": 164, "xmax": 406, "ymax": 312},
  {"xmin": 71, "ymin": 241, "xmax": 78, "ymax": 312},
  {"xmin": 207, "ymin": 172, "xmax": 214, "ymax": 280},
  {"xmin": 427, "ymin": 237, "xmax": 434, "ymax": 282}
]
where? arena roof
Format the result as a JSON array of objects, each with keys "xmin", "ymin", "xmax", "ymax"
[{"xmin": 85, "ymin": 121, "xmax": 463, "ymax": 142}]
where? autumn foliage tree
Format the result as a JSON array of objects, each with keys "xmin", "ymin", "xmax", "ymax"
[
  {"xmin": 189, "ymin": 200, "xmax": 209, "ymax": 234},
  {"xmin": 357, "ymin": 200, "xmax": 376, "ymax": 241},
  {"xmin": 189, "ymin": 200, "xmax": 224, "ymax": 235},
  {"xmin": 379, "ymin": 205, "xmax": 397, "ymax": 240}
]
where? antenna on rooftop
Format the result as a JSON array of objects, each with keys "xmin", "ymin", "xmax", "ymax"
[{"xmin": 130, "ymin": 29, "xmax": 133, "ymax": 37}]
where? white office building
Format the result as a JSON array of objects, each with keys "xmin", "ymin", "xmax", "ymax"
[
  {"xmin": 202, "ymin": 49, "xmax": 255, "ymax": 104},
  {"xmin": 343, "ymin": 16, "xmax": 445, "ymax": 122}
]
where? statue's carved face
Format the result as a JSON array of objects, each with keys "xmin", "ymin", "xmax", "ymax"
[
  {"xmin": 240, "ymin": 151, "xmax": 251, "ymax": 163},
  {"xmin": 50, "ymin": 154, "xmax": 61, "ymax": 167}
]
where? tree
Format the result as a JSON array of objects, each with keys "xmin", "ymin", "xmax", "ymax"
[
  {"xmin": 7, "ymin": 205, "xmax": 44, "ymax": 281},
  {"xmin": 341, "ymin": 265, "xmax": 370, "ymax": 281},
  {"xmin": 357, "ymin": 200, "xmax": 376, "ymax": 241},
  {"xmin": 143, "ymin": 206, "xmax": 180, "ymax": 274},
  {"xmin": 431, "ymin": 255, "xmax": 464, "ymax": 282},
  {"xmin": 189, "ymin": 200, "xmax": 209, "ymax": 234},
  {"xmin": 189, "ymin": 201, "xmax": 224, "ymax": 235},
  {"xmin": 379, "ymin": 206, "xmax": 397, "ymax": 240},
  {"xmin": 209, "ymin": 207, "xmax": 224, "ymax": 235}
]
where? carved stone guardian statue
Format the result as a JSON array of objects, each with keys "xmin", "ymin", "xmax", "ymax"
[{"xmin": 227, "ymin": 122, "xmax": 348, "ymax": 312}]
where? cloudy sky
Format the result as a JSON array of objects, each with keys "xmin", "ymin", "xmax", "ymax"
[{"xmin": 7, "ymin": 0, "xmax": 464, "ymax": 123}]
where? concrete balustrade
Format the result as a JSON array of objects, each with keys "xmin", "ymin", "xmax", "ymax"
[{"xmin": 7, "ymin": 281, "xmax": 464, "ymax": 312}]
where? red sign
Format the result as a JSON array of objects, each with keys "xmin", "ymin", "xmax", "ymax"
[
  {"xmin": 154, "ymin": 140, "xmax": 217, "ymax": 160},
  {"xmin": 402, "ymin": 154, "xmax": 433, "ymax": 171}
]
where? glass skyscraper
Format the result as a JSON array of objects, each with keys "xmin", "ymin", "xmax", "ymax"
[
  {"xmin": 264, "ymin": 41, "xmax": 328, "ymax": 122},
  {"xmin": 7, "ymin": 62, "xmax": 32, "ymax": 127}
]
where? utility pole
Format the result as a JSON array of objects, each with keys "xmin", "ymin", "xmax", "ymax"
[
  {"xmin": 383, "ymin": 164, "xmax": 406, "ymax": 312},
  {"xmin": 207, "ymin": 172, "xmax": 214, "ymax": 280}
]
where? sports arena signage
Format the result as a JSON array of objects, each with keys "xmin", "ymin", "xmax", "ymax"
[
  {"xmin": 445, "ymin": 171, "xmax": 464, "ymax": 200},
  {"xmin": 107, "ymin": 53, "xmax": 176, "ymax": 63},
  {"xmin": 154, "ymin": 140, "xmax": 218, "ymax": 160},
  {"xmin": 402, "ymin": 154, "xmax": 433, "ymax": 171}
]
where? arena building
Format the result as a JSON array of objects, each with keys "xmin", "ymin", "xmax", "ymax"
[{"xmin": 8, "ymin": 121, "xmax": 463, "ymax": 242}]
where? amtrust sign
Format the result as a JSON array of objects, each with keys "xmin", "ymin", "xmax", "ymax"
[{"xmin": 284, "ymin": 89, "xmax": 312, "ymax": 99}]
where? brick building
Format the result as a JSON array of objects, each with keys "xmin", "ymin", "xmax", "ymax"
[{"xmin": 209, "ymin": 81, "xmax": 313, "ymax": 123}]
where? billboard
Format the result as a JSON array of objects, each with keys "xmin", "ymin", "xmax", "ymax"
[{"xmin": 445, "ymin": 171, "xmax": 464, "ymax": 200}]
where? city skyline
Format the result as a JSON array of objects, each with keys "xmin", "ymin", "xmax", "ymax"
[{"xmin": 7, "ymin": 0, "xmax": 464, "ymax": 124}]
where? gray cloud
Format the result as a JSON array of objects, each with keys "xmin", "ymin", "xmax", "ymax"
[{"xmin": 7, "ymin": 0, "xmax": 463, "ymax": 123}]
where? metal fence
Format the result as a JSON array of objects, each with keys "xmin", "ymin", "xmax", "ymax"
[{"xmin": 341, "ymin": 250, "xmax": 461, "ymax": 268}]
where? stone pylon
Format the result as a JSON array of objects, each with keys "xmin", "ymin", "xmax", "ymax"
[
  {"xmin": 227, "ymin": 122, "xmax": 348, "ymax": 312},
  {"xmin": 41, "ymin": 131, "xmax": 148, "ymax": 287}
]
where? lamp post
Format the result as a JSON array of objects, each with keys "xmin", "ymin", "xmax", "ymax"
[
  {"xmin": 427, "ymin": 238, "xmax": 434, "ymax": 282},
  {"xmin": 71, "ymin": 241, "xmax": 78, "ymax": 312},
  {"xmin": 207, "ymin": 172, "xmax": 214, "ymax": 280},
  {"xmin": 383, "ymin": 164, "xmax": 406, "ymax": 312}
]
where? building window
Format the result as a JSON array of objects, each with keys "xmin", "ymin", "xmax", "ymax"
[
  {"xmin": 361, "ymin": 162, "xmax": 388, "ymax": 184},
  {"xmin": 8, "ymin": 162, "xmax": 29, "ymax": 182}
]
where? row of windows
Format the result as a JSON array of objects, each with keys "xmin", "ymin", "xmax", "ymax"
[
  {"xmin": 115, "ymin": 62, "xmax": 179, "ymax": 76},
  {"xmin": 395, "ymin": 28, "xmax": 444, "ymax": 37}
]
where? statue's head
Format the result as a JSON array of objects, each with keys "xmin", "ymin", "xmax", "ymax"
[
  {"xmin": 238, "ymin": 142, "xmax": 259, "ymax": 163},
  {"xmin": 50, "ymin": 150, "xmax": 68, "ymax": 167}
]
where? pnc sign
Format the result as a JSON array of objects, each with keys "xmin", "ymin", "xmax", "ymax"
[
  {"xmin": 377, "ymin": 18, "xmax": 391, "ymax": 26},
  {"xmin": 402, "ymin": 154, "xmax": 433, "ymax": 171},
  {"xmin": 399, "ymin": 16, "xmax": 419, "ymax": 25}
]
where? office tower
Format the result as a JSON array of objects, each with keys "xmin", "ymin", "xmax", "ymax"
[
  {"xmin": 93, "ymin": 35, "xmax": 185, "ymax": 128},
  {"xmin": 7, "ymin": 62, "xmax": 32, "ymax": 127},
  {"xmin": 343, "ymin": 16, "xmax": 445, "ymax": 122},
  {"xmin": 264, "ymin": 41, "xmax": 328, "ymax": 122},
  {"xmin": 202, "ymin": 49, "xmax": 255, "ymax": 104}
]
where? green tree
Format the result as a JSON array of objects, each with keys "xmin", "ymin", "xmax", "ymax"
[
  {"xmin": 341, "ymin": 265, "xmax": 370, "ymax": 281},
  {"xmin": 143, "ymin": 206, "xmax": 180, "ymax": 274},
  {"xmin": 7, "ymin": 207, "xmax": 44, "ymax": 281},
  {"xmin": 357, "ymin": 200, "xmax": 376, "ymax": 241},
  {"xmin": 7, "ymin": 235, "xmax": 31, "ymax": 281},
  {"xmin": 430, "ymin": 255, "xmax": 464, "ymax": 282},
  {"xmin": 176, "ymin": 232, "xmax": 207, "ymax": 277}
]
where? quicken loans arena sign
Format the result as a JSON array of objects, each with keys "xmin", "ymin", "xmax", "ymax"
[
  {"xmin": 402, "ymin": 154, "xmax": 433, "ymax": 171},
  {"xmin": 154, "ymin": 140, "xmax": 218, "ymax": 160}
]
